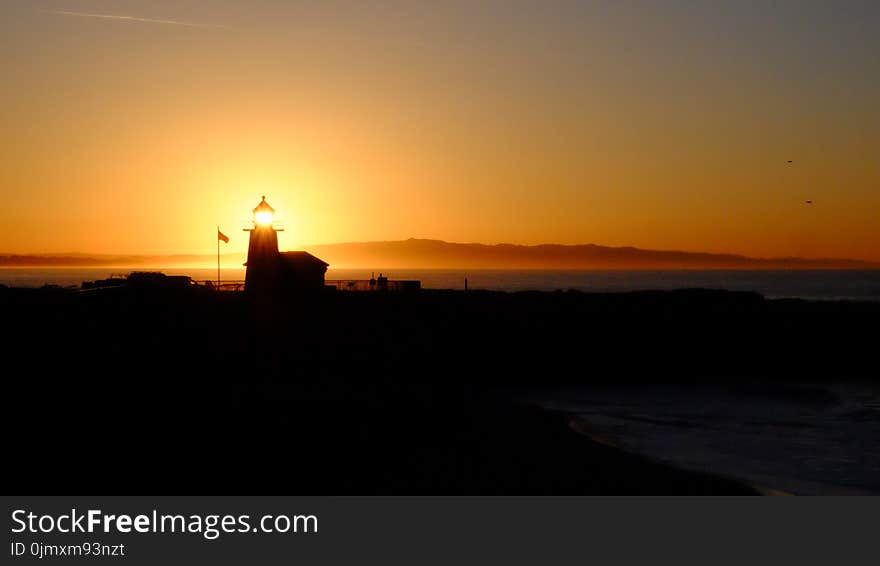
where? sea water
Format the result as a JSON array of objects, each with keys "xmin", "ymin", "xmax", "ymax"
[
  {"xmin": 534, "ymin": 381, "xmax": 880, "ymax": 495},
  {"xmin": 2, "ymin": 267, "xmax": 880, "ymax": 301}
]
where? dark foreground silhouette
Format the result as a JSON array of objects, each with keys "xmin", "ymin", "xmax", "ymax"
[{"xmin": 3, "ymin": 284, "xmax": 876, "ymax": 493}]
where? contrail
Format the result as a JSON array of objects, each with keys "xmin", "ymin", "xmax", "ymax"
[{"xmin": 42, "ymin": 9, "xmax": 229, "ymax": 29}]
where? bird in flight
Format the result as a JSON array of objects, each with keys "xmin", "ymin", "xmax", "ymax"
[
  {"xmin": 787, "ymin": 160, "xmax": 793, "ymax": 163},
  {"xmin": 805, "ymin": 200, "xmax": 813, "ymax": 204}
]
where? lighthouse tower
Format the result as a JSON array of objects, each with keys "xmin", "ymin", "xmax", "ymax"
[
  {"xmin": 244, "ymin": 196, "xmax": 282, "ymax": 294},
  {"xmin": 243, "ymin": 195, "xmax": 330, "ymax": 295}
]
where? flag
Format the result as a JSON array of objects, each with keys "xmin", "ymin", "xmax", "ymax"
[{"xmin": 218, "ymin": 229, "xmax": 229, "ymax": 243}]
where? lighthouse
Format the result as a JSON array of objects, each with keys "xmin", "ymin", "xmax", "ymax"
[
  {"xmin": 243, "ymin": 196, "xmax": 281, "ymax": 294},
  {"xmin": 243, "ymin": 196, "xmax": 329, "ymax": 295}
]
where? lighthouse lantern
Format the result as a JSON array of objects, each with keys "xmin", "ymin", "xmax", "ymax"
[{"xmin": 253, "ymin": 196, "xmax": 275, "ymax": 225}]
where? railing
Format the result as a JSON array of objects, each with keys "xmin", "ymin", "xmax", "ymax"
[
  {"xmin": 196, "ymin": 280, "xmax": 246, "ymax": 292},
  {"xmin": 325, "ymin": 279, "xmax": 421, "ymax": 292},
  {"xmin": 193, "ymin": 279, "xmax": 421, "ymax": 292}
]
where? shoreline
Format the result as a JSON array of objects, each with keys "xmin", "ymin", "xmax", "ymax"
[
  {"xmin": 540, "ymin": 367, "xmax": 880, "ymax": 496},
  {"xmin": 568, "ymin": 416, "xmax": 780, "ymax": 496}
]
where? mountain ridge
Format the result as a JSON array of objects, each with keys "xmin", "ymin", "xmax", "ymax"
[
  {"xmin": 304, "ymin": 239, "xmax": 879, "ymax": 269},
  {"xmin": 2, "ymin": 238, "xmax": 877, "ymax": 269}
]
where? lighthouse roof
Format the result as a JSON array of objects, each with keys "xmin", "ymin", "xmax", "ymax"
[
  {"xmin": 280, "ymin": 251, "xmax": 330, "ymax": 267},
  {"xmin": 253, "ymin": 196, "xmax": 275, "ymax": 214}
]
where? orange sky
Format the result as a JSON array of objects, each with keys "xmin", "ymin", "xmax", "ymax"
[{"xmin": 1, "ymin": 1, "xmax": 878, "ymax": 261}]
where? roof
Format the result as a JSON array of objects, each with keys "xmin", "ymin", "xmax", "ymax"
[
  {"xmin": 253, "ymin": 195, "xmax": 275, "ymax": 214},
  {"xmin": 279, "ymin": 251, "xmax": 329, "ymax": 267}
]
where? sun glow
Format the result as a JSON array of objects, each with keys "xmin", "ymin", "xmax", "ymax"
[{"xmin": 1, "ymin": 3, "xmax": 879, "ymax": 262}]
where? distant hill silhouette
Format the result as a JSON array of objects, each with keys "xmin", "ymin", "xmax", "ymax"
[
  {"xmin": 305, "ymin": 239, "xmax": 879, "ymax": 269},
  {"xmin": 2, "ymin": 240, "xmax": 878, "ymax": 269}
]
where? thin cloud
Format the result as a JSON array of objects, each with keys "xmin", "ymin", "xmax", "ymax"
[{"xmin": 42, "ymin": 9, "xmax": 229, "ymax": 29}]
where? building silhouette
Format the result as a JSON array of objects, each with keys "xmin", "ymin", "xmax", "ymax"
[{"xmin": 244, "ymin": 196, "xmax": 329, "ymax": 294}]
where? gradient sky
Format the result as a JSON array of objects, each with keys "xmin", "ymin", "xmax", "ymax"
[{"xmin": 1, "ymin": 0, "xmax": 878, "ymax": 260}]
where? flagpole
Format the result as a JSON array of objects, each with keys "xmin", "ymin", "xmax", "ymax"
[{"xmin": 217, "ymin": 225, "xmax": 220, "ymax": 290}]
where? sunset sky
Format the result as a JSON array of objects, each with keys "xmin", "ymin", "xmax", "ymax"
[{"xmin": 1, "ymin": 1, "xmax": 878, "ymax": 261}]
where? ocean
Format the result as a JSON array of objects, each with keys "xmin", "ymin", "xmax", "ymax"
[
  {"xmin": 2, "ymin": 267, "xmax": 880, "ymax": 301},
  {"xmin": 533, "ymin": 381, "xmax": 880, "ymax": 495}
]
